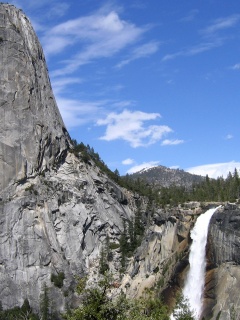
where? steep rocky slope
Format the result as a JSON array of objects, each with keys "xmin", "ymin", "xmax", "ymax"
[
  {"xmin": 0, "ymin": 151, "xmax": 137, "ymax": 312},
  {"xmin": 206, "ymin": 204, "xmax": 240, "ymax": 319},
  {"xmin": 0, "ymin": 4, "xmax": 71, "ymax": 192},
  {"xmin": 0, "ymin": 4, "xmax": 137, "ymax": 312},
  {"xmin": 120, "ymin": 204, "xmax": 201, "ymax": 299}
]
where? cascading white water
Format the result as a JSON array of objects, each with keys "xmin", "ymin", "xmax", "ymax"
[
  {"xmin": 171, "ymin": 206, "xmax": 220, "ymax": 320},
  {"xmin": 183, "ymin": 207, "xmax": 220, "ymax": 318}
]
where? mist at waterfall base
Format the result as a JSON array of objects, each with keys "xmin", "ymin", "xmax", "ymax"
[{"xmin": 171, "ymin": 207, "xmax": 221, "ymax": 320}]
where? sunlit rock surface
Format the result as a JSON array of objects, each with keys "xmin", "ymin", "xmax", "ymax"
[
  {"xmin": 0, "ymin": 4, "xmax": 135, "ymax": 312},
  {"xmin": 0, "ymin": 151, "xmax": 136, "ymax": 311},
  {"xmin": 120, "ymin": 207, "xmax": 198, "ymax": 299},
  {"xmin": 0, "ymin": 4, "xmax": 70, "ymax": 192},
  {"xmin": 206, "ymin": 204, "xmax": 240, "ymax": 319}
]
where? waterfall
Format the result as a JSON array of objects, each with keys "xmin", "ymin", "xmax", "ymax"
[{"xmin": 172, "ymin": 206, "xmax": 220, "ymax": 320}]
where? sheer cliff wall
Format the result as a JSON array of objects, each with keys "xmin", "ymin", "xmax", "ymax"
[
  {"xmin": 0, "ymin": 4, "xmax": 136, "ymax": 312},
  {"xmin": 0, "ymin": 4, "xmax": 70, "ymax": 192},
  {"xmin": 207, "ymin": 204, "xmax": 240, "ymax": 319}
]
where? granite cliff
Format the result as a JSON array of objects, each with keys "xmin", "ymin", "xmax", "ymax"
[
  {"xmin": 0, "ymin": 4, "xmax": 71, "ymax": 192},
  {"xmin": 206, "ymin": 204, "xmax": 240, "ymax": 319},
  {"xmin": 0, "ymin": 3, "xmax": 136, "ymax": 312}
]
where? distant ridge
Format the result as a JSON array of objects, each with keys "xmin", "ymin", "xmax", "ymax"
[{"xmin": 128, "ymin": 165, "xmax": 204, "ymax": 188}]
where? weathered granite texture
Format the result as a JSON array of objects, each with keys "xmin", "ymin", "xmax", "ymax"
[
  {"xmin": 0, "ymin": 153, "xmax": 135, "ymax": 312},
  {"xmin": 206, "ymin": 204, "xmax": 240, "ymax": 319},
  {"xmin": 0, "ymin": 4, "xmax": 71, "ymax": 192},
  {"xmin": 120, "ymin": 206, "xmax": 200, "ymax": 299},
  {"xmin": 0, "ymin": 4, "xmax": 137, "ymax": 313}
]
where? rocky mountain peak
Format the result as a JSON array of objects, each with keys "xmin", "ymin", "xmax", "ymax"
[
  {"xmin": 0, "ymin": 4, "xmax": 71, "ymax": 192},
  {"xmin": 129, "ymin": 165, "xmax": 204, "ymax": 188}
]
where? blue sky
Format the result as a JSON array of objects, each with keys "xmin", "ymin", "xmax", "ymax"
[{"xmin": 7, "ymin": 0, "xmax": 240, "ymax": 178}]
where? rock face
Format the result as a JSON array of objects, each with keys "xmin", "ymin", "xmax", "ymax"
[
  {"xmin": 206, "ymin": 204, "xmax": 240, "ymax": 319},
  {"xmin": 0, "ymin": 4, "xmax": 71, "ymax": 192},
  {"xmin": 120, "ymin": 206, "xmax": 200, "ymax": 301},
  {"xmin": 0, "ymin": 4, "xmax": 136, "ymax": 313},
  {"xmin": 0, "ymin": 152, "xmax": 135, "ymax": 312}
]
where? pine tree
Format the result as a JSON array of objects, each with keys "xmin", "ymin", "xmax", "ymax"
[
  {"xmin": 119, "ymin": 220, "xmax": 128, "ymax": 271},
  {"xmin": 99, "ymin": 242, "xmax": 109, "ymax": 275},
  {"xmin": 172, "ymin": 294, "xmax": 195, "ymax": 320},
  {"xmin": 40, "ymin": 283, "xmax": 50, "ymax": 320}
]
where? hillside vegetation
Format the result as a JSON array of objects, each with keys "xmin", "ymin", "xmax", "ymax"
[{"xmin": 72, "ymin": 141, "xmax": 240, "ymax": 206}]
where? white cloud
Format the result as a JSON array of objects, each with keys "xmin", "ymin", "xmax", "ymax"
[
  {"xmin": 55, "ymin": 95, "xmax": 138, "ymax": 130},
  {"xmin": 225, "ymin": 134, "xmax": 233, "ymax": 140},
  {"xmin": 170, "ymin": 165, "xmax": 180, "ymax": 169},
  {"xmin": 162, "ymin": 39, "xmax": 222, "ymax": 61},
  {"xmin": 10, "ymin": 1, "xmax": 69, "ymax": 20},
  {"xmin": 56, "ymin": 96, "xmax": 107, "ymax": 128},
  {"xmin": 47, "ymin": 3, "xmax": 69, "ymax": 18},
  {"xmin": 43, "ymin": 10, "xmax": 147, "ymax": 75},
  {"xmin": 96, "ymin": 109, "xmax": 172, "ymax": 147},
  {"xmin": 122, "ymin": 158, "xmax": 135, "ymax": 165},
  {"xmin": 161, "ymin": 139, "xmax": 184, "ymax": 146},
  {"xmin": 202, "ymin": 15, "xmax": 240, "ymax": 35},
  {"xmin": 186, "ymin": 161, "xmax": 240, "ymax": 179},
  {"xmin": 231, "ymin": 63, "xmax": 240, "ymax": 70},
  {"xmin": 116, "ymin": 41, "xmax": 160, "ymax": 68},
  {"xmin": 162, "ymin": 14, "xmax": 240, "ymax": 62},
  {"xmin": 126, "ymin": 161, "xmax": 160, "ymax": 174},
  {"xmin": 44, "ymin": 36, "xmax": 74, "ymax": 55},
  {"xmin": 180, "ymin": 9, "xmax": 199, "ymax": 22},
  {"xmin": 51, "ymin": 77, "xmax": 83, "ymax": 94}
]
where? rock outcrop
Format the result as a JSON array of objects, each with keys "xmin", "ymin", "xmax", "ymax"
[
  {"xmin": 0, "ymin": 4, "xmax": 136, "ymax": 313},
  {"xmin": 120, "ymin": 205, "xmax": 201, "ymax": 301},
  {"xmin": 206, "ymin": 204, "xmax": 240, "ymax": 319},
  {"xmin": 0, "ymin": 4, "xmax": 71, "ymax": 192},
  {"xmin": 0, "ymin": 152, "xmax": 136, "ymax": 312}
]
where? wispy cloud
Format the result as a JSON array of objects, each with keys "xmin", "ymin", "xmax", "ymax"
[
  {"xmin": 231, "ymin": 63, "xmax": 240, "ymax": 70},
  {"xmin": 162, "ymin": 14, "xmax": 240, "ymax": 62},
  {"xmin": 180, "ymin": 9, "xmax": 199, "ymax": 22},
  {"xmin": 47, "ymin": 3, "xmax": 69, "ymax": 18},
  {"xmin": 56, "ymin": 96, "xmax": 107, "ymax": 128},
  {"xmin": 51, "ymin": 77, "xmax": 83, "ymax": 94},
  {"xmin": 161, "ymin": 139, "xmax": 184, "ymax": 146},
  {"xmin": 162, "ymin": 39, "xmax": 222, "ymax": 61},
  {"xmin": 186, "ymin": 161, "xmax": 240, "ymax": 179},
  {"xmin": 55, "ymin": 94, "xmax": 138, "ymax": 130},
  {"xmin": 122, "ymin": 158, "xmax": 135, "ymax": 165},
  {"xmin": 10, "ymin": 0, "xmax": 69, "ymax": 18},
  {"xmin": 126, "ymin": 161, "xmax": 160, "ymax": 174},
  {"xmin": 225, "ymin": 134, "xmax": 233, "ymax": 140},
  {"xmin": 116, "ymin": 41, "xmax": 160, "ymax": 68},
  {"xmin": 96, "ymin": 109, "xmax": 172, "ymax": 147},
  {"xmin": 201, "ymin": 15, "xmax": 240, "ymax": 36},
  {"xmin": 43, "ymin": 10, "xmax": 148, "ymax": 76}
]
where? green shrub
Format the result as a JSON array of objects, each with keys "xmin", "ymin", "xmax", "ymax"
[
  {"xmin": 51, "ymin": 272, "xmax": 65, "ymax": 288},
  {"xmin": 153, "ymin": 266, "xmax": 159, "ymax": 273},
  {"xmin": 25, "ymin": 184, "xmax": 34, "ymax": 192},
  {"xmin": 109, "ymin": 242, "xmax": 120, "ymax": 250}
]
